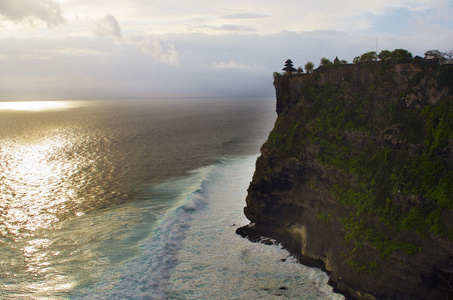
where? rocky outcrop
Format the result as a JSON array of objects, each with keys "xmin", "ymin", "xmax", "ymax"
[{"xmin": 239, "ymin": 62, "xmax": 453, "ymax": 299}]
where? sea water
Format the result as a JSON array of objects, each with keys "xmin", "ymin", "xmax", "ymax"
[{"xmin": 0, "ymin": 98, "xmax": 344, "ymax": 299}]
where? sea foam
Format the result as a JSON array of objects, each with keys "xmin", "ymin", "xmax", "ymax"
[
  {"xmin": 166, "ymin": 156, "xmax": 344, "ymax": 300},
  {"xmin": 75, "ymin": 156, "xmax": 343, "ymax": 300},
  {"xmin": 74, "ymin": 165, "xmax": 212, "ymax": 300}
]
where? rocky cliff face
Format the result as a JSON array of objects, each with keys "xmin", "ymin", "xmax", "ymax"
[{"xmin": 239, "ymin": 62, "xmax": 453, "ymax": 299}]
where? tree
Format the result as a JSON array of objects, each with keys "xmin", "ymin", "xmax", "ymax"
[
  {"xmin": 391, "ymin": 49, "xmax": 413, "ymax": 63},
  {"xmin": 378, "ymin": 49, "xmax": 412, "ymax": 63},
  {"xmin": 320, "ymin": 57, "xmax": 333, "ymax": 67},
  {"xmin": 296, "ymin": 67, "xmax": 304, "ymax": 74},
  {"xmin": 354, "ymin": 49, "xmax": 413, "ymax": 64},
  {"xmin": 359, "ymin": 51, "xmax": 377, "ymax": 62},
  {"xmin": 304, "ymin": 61, "xmax": 314, "ymax": 73},
  {"xmin": 378, "ymin": 50, "xmax": 391, "ymax": 60}
]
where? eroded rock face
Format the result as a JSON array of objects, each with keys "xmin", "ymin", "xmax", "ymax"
[{"xmin": 241, "ymin": 62, "xmax": 453, "ymax": 300}]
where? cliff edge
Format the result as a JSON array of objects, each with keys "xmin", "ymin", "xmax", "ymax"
[{"xmin": 239, "ymin": 62, "xmax": 453, "ymax": 299}]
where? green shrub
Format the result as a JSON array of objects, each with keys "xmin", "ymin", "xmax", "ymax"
[{"xmin": 275, "ymin": 68, "xmax": 453, "ymax": 261}]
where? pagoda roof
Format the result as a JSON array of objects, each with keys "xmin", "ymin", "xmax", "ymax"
[{"xmin": 282, "ymin": 66, "xmax": 297, "ymax": 71}]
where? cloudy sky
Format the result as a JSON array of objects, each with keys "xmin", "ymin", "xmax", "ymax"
[{"xmin": 1, "ymin": 0, "xmax": 452, "ymax": 100}]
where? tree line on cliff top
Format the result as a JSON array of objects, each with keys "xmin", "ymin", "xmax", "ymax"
[{"xmin": 275, "ymin": 49, "xmax": 453, "ymax": 78}]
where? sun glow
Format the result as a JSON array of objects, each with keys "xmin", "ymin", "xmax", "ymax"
[
  {"xmin": 0, "ymin": 115, "xmax": 111, "ymax": 296},
  {"xmin": 0, "ymin": 101, "xmax": 69, "ymax": 111}
]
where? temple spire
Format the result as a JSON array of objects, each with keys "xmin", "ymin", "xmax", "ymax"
[{"xmin": 282, "ymin": 59, "xmax": 297, "ymax": 74}]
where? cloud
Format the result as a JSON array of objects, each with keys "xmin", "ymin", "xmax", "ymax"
[
  {"xmin": 49, "ymin": 48, "xmax": 107, "ymax": 56},
  {"xmin": 90, "ymin": 14, "xmax": 122, "ymax": 40},
  {"xmin": 140, "ymin": 36, "xmax": 180, "ymax": 67},
  {"xmin": 218, "ymin": 24, "xmax": 256, "ymax": 32},
  {"xmin": 0, "ymin": 0, "xmax": 65, "ymax": 27},
  {"xmin": 223, "ymin": 13, "xmax": 269, "ymax": 19},
  {"xmin": 192, "ymin": 24, "xmax": 256, "ymax": 33},
  {"xmin": 2, "ymin": 0, "xmax": 453, "ymax": 100},
  {"xmin": 87, "ymin": 14, "xmax": 179, "ymax": 66},
  {"xmin": 2, "ymin": 27, "xmax": 451, "ymax": 101},
  {"xmin": 213, "ymin": 59, "xmax": 256, "ymax": 69}
]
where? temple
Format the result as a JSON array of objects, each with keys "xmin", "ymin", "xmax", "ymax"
[{"xmin": 282, "ymin": 59, "xmax": 296, "ymax": 74}]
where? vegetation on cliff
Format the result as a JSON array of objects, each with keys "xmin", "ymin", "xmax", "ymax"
[
  {"xmin": 274, "ymin": 61, "xmax": 452, "ymax": 257},
  {"xmin": 244, "ymin": 49, "xmax": 453, "ymax": 299}
]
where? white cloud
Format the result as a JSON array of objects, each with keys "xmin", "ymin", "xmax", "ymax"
[
  {"xmin": 0, "ymin": 0, "xmax": 65, "ymax": 27},
  {"xmin": 192, "ymin": 24, "xmax": 256, "ymax": 34},
  {"xmin": 223, "ymin": 13, "xmax": 269, "ymax": 19},
  {"xmin": 213, "ymin": 59, "xmax": 256, "ymax": 69},
  {"xmin": 85, "ymin": 14, "xmax": 180, "ymax": 66},
  {"xmin": 49, "ymin": 47, "xmax": 107, "ymax": 56},
  {"xmin": 90, "ymin": 14, "xmax": 122, "ymax": 40},
  {"xmin": 139, "ymin": 36, "xmax": 180, "ymax": 67},
  {"xmin": 1, "ymin": 0, "xmax": 453, "ymax": 100},
  {"xmin": 1, "ymin": 27, "xmax": 452, "ymax": 101}
]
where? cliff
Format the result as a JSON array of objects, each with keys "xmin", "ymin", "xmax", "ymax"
[{"xmin": 238, "ymin": 61, "xmax": 453, "ymax": 299}]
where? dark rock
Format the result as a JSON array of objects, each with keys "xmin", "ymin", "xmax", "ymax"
[{"xmin": 240, "ymin": 62, "xmax": 453, "ymax": 300}]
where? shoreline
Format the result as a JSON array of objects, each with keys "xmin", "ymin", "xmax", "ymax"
[{"xmin": 236, "ymin": 223, "xmax": 356, "ymax": 300}]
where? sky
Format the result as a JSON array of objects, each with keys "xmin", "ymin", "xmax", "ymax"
[{"xmin": 0, "ymin": 0, "xmax": 452, "ymax": 100}]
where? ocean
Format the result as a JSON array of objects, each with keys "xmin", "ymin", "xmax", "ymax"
[{"xmin": 0, "ymin": 98, "xmax": 344, "ymax": 299}]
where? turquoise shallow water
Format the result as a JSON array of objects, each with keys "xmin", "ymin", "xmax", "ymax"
[
  {"xmin": 0, "ymin": 98, "xmax": 343, "ymax": 299},
  {"xmin": 74, "ymin": 156, "xmax": 343, "ymax": 300}
]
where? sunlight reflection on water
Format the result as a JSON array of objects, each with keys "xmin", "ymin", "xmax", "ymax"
[
  {"xmin": 0, "ymin": 101, "xmax": 81, "ymax": 111},
  {"xmin": 0, "ymin": 98, "xmax": 278, "ymax": 298},
  {"xmin": 0, "ymin": 103, "xmax": 127, "ymax": 298},
  {"xmin": 1, "ymin": 131, "xmax": 87, "ymax": 238}
]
